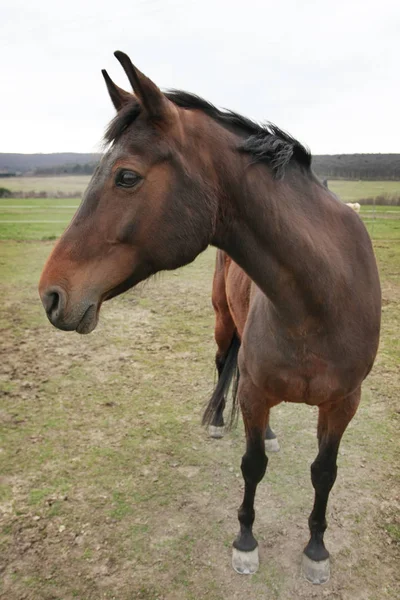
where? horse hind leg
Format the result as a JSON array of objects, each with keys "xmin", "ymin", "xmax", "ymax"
[
  {"xmin": 208, "ymin": 331, "xmax": 240, "ymax": 438},
  {"xmin": 209, "ymin": 351, "xmax": 228, "ymax": 437},
  {"xmin": 302, "ymin": 388, "xmax": 361, "ymax": 584},
  {"xmin": 208, "ymin": 306, "xmax": 236, "ymax": 439},
  {"xmin": 210, "ymin": 342, "xmax": 280, "ymax": 450},
  {"xmin": 265, "ymin": 423, "xmax": 280, "ymax": 453}
]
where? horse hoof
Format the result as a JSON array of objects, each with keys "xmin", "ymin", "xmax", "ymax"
[
  {"xmin": 232, "ymin": 547, "xmax": 259, "ymax": 575},
  {"xmin": 265, "ymin": 437, "xmax": 280, "ymax": 452},
  {"xmin": 302, "ymin": 553, "xmax": 330, "ymax": 584},
  {"xmin": 209, "ymin": 425, "xmax": 224, "ymax": 439}
]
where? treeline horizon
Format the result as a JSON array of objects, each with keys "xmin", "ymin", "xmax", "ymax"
[
  {"xmin": 312, "ymin": 154, "xmax": 400, "ymax": 180},
  {"xmin": 0, "ymin": 152, "xmax": 399, "ymax": 180}
]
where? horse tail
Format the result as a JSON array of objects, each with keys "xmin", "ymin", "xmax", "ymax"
[{"xmin": 202, "ymin": 331, "xmax": 241, "ymax": 429}]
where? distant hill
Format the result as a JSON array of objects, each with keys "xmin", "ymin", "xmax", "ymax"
[{"xmin": 0, "ymin": 152, "xmax": 399, "ymax": 180}]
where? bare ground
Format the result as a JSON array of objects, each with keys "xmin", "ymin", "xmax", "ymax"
[{"xmin": 0, "ymin": 241, "xmax": 399, "ymax": 600}]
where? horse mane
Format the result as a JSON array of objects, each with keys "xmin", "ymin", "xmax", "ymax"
[
  {"xmin": 104, "ymin": 102, "xmax": 141, "ymax": 145},
  {"xmin": 166, "ymin": 91, "xmax": 311, "ymax": 178},
  {"xmin": 105, "ymin": 89, "xmax": 312, "ymax": 178}
]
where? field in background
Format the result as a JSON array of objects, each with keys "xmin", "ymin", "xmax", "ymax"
[
  {"xmin": 2, "ymin": 176, "xmax": 400, "ymax": 199},
  {"xmin": 1, "ymin": 178, "xmax": 400, "ymax": 241},
  {"xmin": 328, "ymin": 180, "xmax": 400, "ymax": 202},
  {"xmin": 0, "ymin": 198, "xmax": 79, "ymax": 240},
  {"xmin": 2, "ymin": 175, "xmax": 91, "ymax": 194}
]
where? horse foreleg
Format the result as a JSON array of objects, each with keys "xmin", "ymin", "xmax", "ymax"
[
  {"xmin": 232, "ymin": 372, "xmax": 270, "ymax": 574},
  {"xmin": 302, "ymin": 388, "xmax": 361, "ymax": 584}
]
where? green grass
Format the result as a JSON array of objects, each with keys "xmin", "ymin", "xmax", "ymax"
[
  {"xmin": 0, "ymin": 222, "xmax": 71, "ymax": 241},
  {"xmin": 0, "ymin": 198, "xmax": 79, "ymax": 240},
  {"xmin": 0, "ymin": 197, "xmax": 80, "ymax": 208},
  {"xmin": 329, "ymin": 179, "xmax": 400, "ymax": 201},
  {"xmin": 1, "ymin": 196, "xmax": 399, "ymax": 241},
  {"xmin": 362, "ymin": 217, "xmax": 400, "ymax": 240},
  {"xmin": 361, "ymin": 205, "xmax": 400, "ymax": 213}
]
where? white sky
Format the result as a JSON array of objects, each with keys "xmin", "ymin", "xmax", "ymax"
[{"xmin": 1, "ymin": 0, "xmax": 399, "ymax": 154}]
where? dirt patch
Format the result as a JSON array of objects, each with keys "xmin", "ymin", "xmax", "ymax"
[{"xmin": 0, "ymin": 241, "xmax": 399, "ymax": 599}]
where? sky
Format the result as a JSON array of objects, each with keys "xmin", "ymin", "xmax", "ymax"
[{"xmin": 1, "ymin": 0, "xmax": 399, "ymax": 155}]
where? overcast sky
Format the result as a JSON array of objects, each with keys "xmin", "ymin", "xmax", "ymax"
[{"xmin": 1, "ymin": 0, "xmax": 399, "ymax": 154}]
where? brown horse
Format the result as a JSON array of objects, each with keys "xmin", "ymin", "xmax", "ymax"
[{"xmin": 39, "ymin": 51, "xmax": 381, "ymax": 584}]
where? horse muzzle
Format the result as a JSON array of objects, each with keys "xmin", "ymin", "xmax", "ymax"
[{"xmin": 39, "ymin": 285, "xmax": 99, "ymax": 334}]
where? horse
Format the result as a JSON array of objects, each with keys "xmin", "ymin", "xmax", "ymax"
[
  {"xmin": 345, "ymin": 202, "xmax": 361, "ymax": 213},
  {"xmin": 39, "ymin": 51, "xmax": 381, "ymax": 584}
]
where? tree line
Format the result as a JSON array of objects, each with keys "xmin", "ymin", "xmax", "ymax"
[
  {"xmin": 33, "ymin": 154, "xmax": 400, "ymax": 180},
  {"xmin": 33, "ymin": 163, "xmax": 97, "ymax": 176},
  {"xmin": 312, "ymin": 154, "xmax": 400, "ymax": 180}
]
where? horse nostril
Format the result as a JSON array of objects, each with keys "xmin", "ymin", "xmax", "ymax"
[
  {"xmin": 47, "ymin": 292, "xmax": 60, "ymax": 316},
  {"xmin": 42, "ymin": 287, "xmax": 65, "ymax": 322}
]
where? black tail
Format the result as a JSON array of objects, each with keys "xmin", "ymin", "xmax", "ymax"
[{"xmin": 202, "ymin": 332, "xmax": 241, "ymax": 430}]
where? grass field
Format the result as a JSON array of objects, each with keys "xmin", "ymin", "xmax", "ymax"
[
  {"xmin": 0, "ymin": 181, "xmax": 399, "ymax": 599},
  {"xmin": 328, "ymin": 180, "xmax": 400, "ymax": 202},
  {"xmin": 2, "ymin": 176, "xmax": 400, "ymax": 200},
  {"xmin": 0, "ymin": 198, "xmax": 79, "ymax": 240},
  {"xmin": 2, "ymin": 175, "xmax": 91, "ymax": 194},
  {"xmin": 1, "ymin": 192, "xmax": 400, "ymax": 241}
]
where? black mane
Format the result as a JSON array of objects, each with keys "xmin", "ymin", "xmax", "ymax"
[
  {"xmin": 105, "ymin": 89, "xmax": 312, "ymax": 177},
  {"xmin": 166, "ymin": 90, "xmax": 311, "ymax": 177},
  {"xmin": 104, "ymin": 102, "xmax": 141, "ymax": 145}
]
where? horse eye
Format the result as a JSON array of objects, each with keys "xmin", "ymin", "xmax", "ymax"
[{"xmin": 116, "ymin": 170, "xmax": 140, "ymax": 188}]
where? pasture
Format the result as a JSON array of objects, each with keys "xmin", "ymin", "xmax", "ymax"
[
  {"xmin": 1, "ymin": 196, "xmax": 400, "ymax": 242},
  {"xmin": 3, "ymin": 175, "xmax": 400, "ymax": 201},
  {"xmin": 328, "ymin": 180, "xmax": 400, "ymax": 202},
  {"xmin": 3, "ymin": 176, "xmax": 91, "ymax": 195},
  {"xmin": 0, "ymin": 181, "xmax": 399, "ymax": 599}
]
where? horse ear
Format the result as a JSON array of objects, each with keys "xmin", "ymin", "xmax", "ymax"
[
  {"xmin": 113, "ymin": 50, "xmax": 172, "ymax": 121},
  {"xmin": 101, "ymin": 69, "xmax": 133, "ymax": 111}
]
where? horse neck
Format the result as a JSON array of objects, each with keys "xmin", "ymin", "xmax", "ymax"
[{"xmin": 213, "ymin": 162, "xmax": 332, "ymax": 327}]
